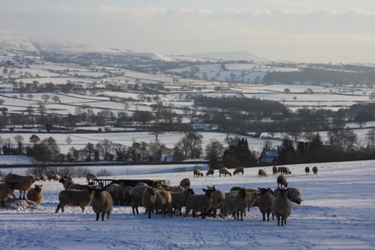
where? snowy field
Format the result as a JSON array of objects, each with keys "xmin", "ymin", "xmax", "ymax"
[{"xmin": 1, "ymin": 159, "xmax": 375, "ymax": 249}]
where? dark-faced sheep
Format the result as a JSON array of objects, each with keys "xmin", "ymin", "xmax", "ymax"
[
  {"xmin": 4, "ymin": 173, "xmax": 35, "ymax": 200},
  {"xmin": 272, "ymin": 166, "xmax": 279, "ymax": 174},
  {"xmin": 179, "ymin": 178, "xmax": 191, "ymax": 189},
  {"xmin": 206, "ymin": 186, "xmax": 225, "ymax": 218},
  {"xmin": 219, "ymin": 167, "xmax": 232, "ymax": 177},
  {"xmin": 59, "ymin": 177, "xmax": 74, "ymax": 190},
  {"xmin": 193, "ymin": 169, "xmax": 204, "ymax": 177},
  {"xmin": 258, "ymin": 188, "xmax": 275, "ymax": 221},
  {"xmin": 142, "ymin": 187, "xmax": 172, "ymax": 218},
  {"xmin": 305, "ymin": 166, "xmax": 310, "ymax": 175},
  {"xmin": 258, "ymin": 169, "xmax": 268, "ymax": 177},
  {"xmin": 48, "ymin": 174, "xmax": 60, "ymax": 181},
  {"xmin": 0, "ymin": 182, "xmax": 18, "ymax": 207},
  {"xmin": 277, "ymin": 175, "xmax": 288, "ymax": 188},
  {"xmin": 55, "ymin": 185, "xmax": 94, "ymax": 213},
  {"xmin": 27, "ymin": 184, "xmax": 43, "ymax": 205},
  {"xmin": 233, "ymin": 167, "xmax": 244, "ymax": 175},
  {"xmin": 223, "ymin": 187, "xmax": 247, "ymax": 221},
  {"xmin": 185, "ymin": 187, "xmax": 216, "ymax": 219},
  {"xmin": 92, "ymin": 187, "xmax": 113, "ymax": 221},
  {"xmin": 206, "ymin": 169, "xmax": 214, "ymax": 176},
  {"xmin": 272, "ymin": 187, "xmax": 292, "ymax": 226},
  {"xmin": 312, "ymin": 166, "xmax": 318, "ymax": 175},
  {"xmin": 170, "ymin": 188, "xmax": 195, "ymax": 216},
  {"xmin": 281, "ymin": 167, "xmax": 292, "ymax": 175},
  {"xmin": 129, "ymin": 185, "xmax": 148, "ymax": 214}
]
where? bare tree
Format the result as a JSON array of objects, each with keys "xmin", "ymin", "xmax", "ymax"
[{"xmin": 41, "ymin": 94, "xmax": 50, "ymax": 102}]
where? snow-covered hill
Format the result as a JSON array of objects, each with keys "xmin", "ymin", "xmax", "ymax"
[{"xmin": 187, "ymin": 51, "xmax": 267, "ymax": 61}]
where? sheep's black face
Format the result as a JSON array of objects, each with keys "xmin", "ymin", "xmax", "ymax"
[
  {"xmin": 35, "ymin": 185, "xmax": 42, "ymax": 193},
  {"xmin": 278, "ymin": 188, "xmax": 289, "ymax": 197},
  {"xmin": 258, "ymin": 188, "xmax": 270, "ymax": 195},
  {"xmin": 238, "ymin": 188, "xmax": 246, "ymax": 197},
  {"xmin": 94, "ymin": 189, "xmax": 103, "ymax": 198}
]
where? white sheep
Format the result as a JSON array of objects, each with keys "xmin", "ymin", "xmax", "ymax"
[
  {"xmin": 142, "ymin": 187, "xmax": 172, "ymax": 218},
  {"xmin": 275, "ymin": 187, "xmax": 303, "ymax": 205},
  {"xmin": 179, "ymin": 178, "xmax": 191, "ymax": 188},
  {"xmin": 185, "ymin": 187, "xmax": 216, "ymax": 219},
  {"xmin": 55, "ymin": 185, "xmax": 94, "ymax": 213},
  {"xmin": 258, "ymin": 188, "xmax": 275, "ymax": 221},
  {"xmin": 92, "ymin": 187, "xmax": 113, "ymax": 221},
  {"xmin": 277, "ymin": 175, "xmax": 288, "ymax": 188},
  {"xmin": 86, "ymin": 173, "xmax": 98, "ymax": 183},
  {"xmin": 4, "ymin": 173, "xmax": 35, "ymax": 200},
  {"xmin": 0, "ymin": 182, "xmax": 18, "ymax": 207},
  {"xmin": 233, "ymin": 167, "xmax": 244, "ymax": 175},
  {"xmin": 193, "ymin": 169, "xmax": 204, "ymax": 177},
  {"xmin": 312, "ymin": 166, "xmax": 318, "ymax": 175},
  {"xmin": 272, "ymin": 187, "xmax": 292, "ymax": 226},
  {"xmin": 27, "ymin": 184, "xmax": 43, "ymax": 205},
  {"xmin": 129, "ymin": 185, "xmax": 148, "ymax": 214},
  {"xmin": 223, "ymin": 187, "xmax": 247, "ymax": 221},
  {"xmin": 219, "ymin": 167, "xmax": 232, "ymax": 177},
  {"xmin": 170, "ymin": 188, "xmax": 195, "ymax": 216},
  {"xmin": 258, "ymin": 169, "xmax": 268, "ymax": 177}
]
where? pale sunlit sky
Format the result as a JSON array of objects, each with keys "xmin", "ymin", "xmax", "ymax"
[{"xmin": 1, "ymin": 0, "xmax": 374, "ymax": 63}]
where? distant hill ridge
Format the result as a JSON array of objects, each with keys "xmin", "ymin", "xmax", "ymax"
[{"xmin": 0, "ymin": 36, "xmax": 266, "ymax": 62}]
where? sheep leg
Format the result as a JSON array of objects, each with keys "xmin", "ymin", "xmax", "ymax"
[
  {"xmin": 267, "ymin": 212, "xmax": 270, "ymax": 221},
  {"xmin": 81, "ymin": 207, "xmax": 85, "ymax": 213},
  {"xmin": 262, "ymin": 212, "xmax": 266, "ymax": 221},
  {"xmin": 101, "ymin": 212, "xmax": 105, "ymax": 221},
  {"xmin": 96, "ymin": 213, "xmax": 100, "ymax": 221},
  {"xmin": 147, "ymin": 209, "xmax": 152, "ymax": 218},
  {"xmin": 1, "ymin": 200, "xmax": 4, "ymax": 207},
  {"xmin": 107, "ymin": 212, "xmax": 110, "ymax": 220},
  {"xmin": 55, "ymin": 204, "xmax": 62, "ymax": 213}
]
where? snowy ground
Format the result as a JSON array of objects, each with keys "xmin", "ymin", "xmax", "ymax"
[{"xmin": 1, "ymin": 159, "xmax": 375, "ymax": 249}]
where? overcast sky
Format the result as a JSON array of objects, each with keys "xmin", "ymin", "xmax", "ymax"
[{"xmin": 1, "ymin": 0, "xmax": 374, "ymax": 63}]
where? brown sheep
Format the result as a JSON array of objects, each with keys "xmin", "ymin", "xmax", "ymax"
[
  {"xmin": 312, "ymin": 166, "xmax": 318, "ymax": 175},
  {"xmin": 219, "ymin": 167, "xmax": 232, "ymax": 177},
  {"xmin": 4, "ymin": 173, "xmax": 35, "ymax": 200},
  {"xmin": 233, "ymin": 167, "xmax": 244, "ymax": 175},
  {"xmin": 48, "ymin": 174, "xmax": 60, "ymax": 181},
  {"xmin": 258, "ymin": 169, "xmax": 268, "ymax": 177},
  {"xmin": 193, "ymin": 169, "xmax": 204, "ymax": 177},
  {"xmin": 305, "ymin": 166, "xmax": 310, "ymax": 175},
  {"xmin": 0, "ymin": 182, "xmax": 18, "ymax": 207},
  {"xmin": 272, "ymin": 166, "xmax": 279, "ymax": 174},
  {"xmin": 86, "ymin": 173, "xmax": 98, "ymax": 183},
  {"xmin": 206, "ymin": 169, "xmax": 214, "ymax": 176},
  {"xmin": 27, "ymin": 184, "xmax": 43, "ymax": 205}
]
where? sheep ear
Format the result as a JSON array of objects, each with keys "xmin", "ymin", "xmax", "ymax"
[
  {"xmin": 202, "ymin": 188, "xmax": 207, "ymax": 192},
  {"xmin": 40, "ymin": 185, "xmax": 43, "ymax": 187}
]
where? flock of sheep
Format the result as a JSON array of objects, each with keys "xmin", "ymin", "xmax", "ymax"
[{"xmin": 0, "ymin": 165, "xmax": 319, "ymax": 225}]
